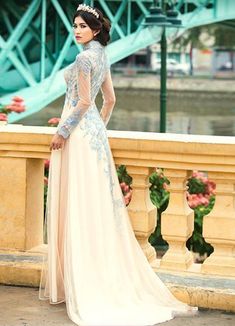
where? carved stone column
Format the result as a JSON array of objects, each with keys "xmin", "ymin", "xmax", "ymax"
[
  {"xmin": 202, "ymin": 172, "xmax": 235, "ymax": 277},
  {"xmin": 160, "ymin": 169, "xmax": 194, "ymax": 270},
  {"xmin": 0, "ymin": 157, "xmax": 44, "ymax": 251},
  {"xmin": 126, "ymin": 166, "xmax": 157, "ymax": 263}
]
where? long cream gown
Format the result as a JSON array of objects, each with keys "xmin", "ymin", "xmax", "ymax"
[{"xmin": 39, "ymin": 39, "xmax": 198, "ymax": 325}]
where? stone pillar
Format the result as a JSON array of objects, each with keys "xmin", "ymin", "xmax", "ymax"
[
  {"xmin": 0, "ymin": 157, "xmax": 44, "ymax": 251},
  {"xmin": 160, "ymin": 169, "xmax": 194, "ymax": 270},
  {"xmin": 202, "ymin": 172, "xmax": 235, "ymax": 277},
  {"xmin": 126, "ymin": 166, "xmax": 157, "ymax": 263}
]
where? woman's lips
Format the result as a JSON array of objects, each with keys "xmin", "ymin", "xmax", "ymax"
[{"xmin": 76, "ymin": 36, "xmax": 81, "ymax": 40}]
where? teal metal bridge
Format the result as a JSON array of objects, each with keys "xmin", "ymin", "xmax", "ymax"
[{"xmin": 0, "ymin": 0, "xmax": 235, "ymax": 123}]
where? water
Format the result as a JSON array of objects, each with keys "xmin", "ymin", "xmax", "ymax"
[{"xmin": 17, "ymin": 89, "xmax": 235, "ymax": 136}]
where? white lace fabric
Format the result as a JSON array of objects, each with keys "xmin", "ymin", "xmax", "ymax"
[
  {"xmin": 56, "ymin": 40, "xmax": 114, "ymax": 138},
  {"xmin": 39, "ymin": 39, "xmax": 198, "ymax": 326}
]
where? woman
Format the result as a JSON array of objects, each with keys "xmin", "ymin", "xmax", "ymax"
[{"xmin": 39, "ymin": 4, "xmax": 198, "ymax": 326}]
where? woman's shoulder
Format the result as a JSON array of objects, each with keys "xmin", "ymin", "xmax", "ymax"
[
  {"xmin": 75, "ymin": 51, "xmax": 93, "ymax": 72},
  {"xmin": 75, "ymin": 51, "xmax": 92, "ymax": 64}
]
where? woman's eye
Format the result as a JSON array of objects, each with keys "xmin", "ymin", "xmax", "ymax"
[{"xmin": 72, "ymin": 24, "xmax": 77, "ymax": 29}]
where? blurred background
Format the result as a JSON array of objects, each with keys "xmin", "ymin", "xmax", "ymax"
[{"xmin": 1, "ymin": 0, "xmax": 235, "ymax": 136}]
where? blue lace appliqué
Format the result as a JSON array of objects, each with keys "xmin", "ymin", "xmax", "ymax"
[{"xmin": 80, "ymin": 108, "xmax": 125, "ymax": 230}]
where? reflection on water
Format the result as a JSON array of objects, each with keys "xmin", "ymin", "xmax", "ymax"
[{"xmin": 17, "ymin": 89, "xmax": 235, "ymax": 136}]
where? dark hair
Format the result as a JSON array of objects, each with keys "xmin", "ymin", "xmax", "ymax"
[{"xmin": 73, "ymin": 7, "xmax": 111, "ymax": 46}]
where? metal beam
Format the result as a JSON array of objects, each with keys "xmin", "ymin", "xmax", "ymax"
[
  {"xmin": 51, "ymin": 0, "xmax": 81, "ymax": 51},
  {"xmin": 99, "ymin": 0, "xmax": 125, "ymax": 38},
  {"xmin": 135, "ymin": 0, "xmax": 149, "ymax": 16},
  {"xmin": 110, "ymin": 0, "xmax": 129, "ymax": 36},
  {"xmin": 40, "ymin": 0, "xmax": 47, "ymax": 81},
  {"xmin": 48, "ymin": 34, "xmax": 73, "ymax": 84},
  {"xmin": 2, "ymin": 0, "xmax": 55, "ymax": 73},
  {"xmin": 0, "ymin": 0, "xmax": 41, "ymax": 67},
  {"xmin": 0, "ymin": 36, "xmax": 37, "ymax": 86},
  {"xmin": 1, "ymin": 9, "xmax": 32, "ymax": 75}
]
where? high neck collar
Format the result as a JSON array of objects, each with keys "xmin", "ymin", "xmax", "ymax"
[{"xmin": 82, "ymin": 39, "xmax": 104, "ymax": 50}]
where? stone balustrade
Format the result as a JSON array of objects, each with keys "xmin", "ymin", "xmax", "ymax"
[{"xmin": 1, "ymin": 125, "xmax": 235, "ymax": 309}]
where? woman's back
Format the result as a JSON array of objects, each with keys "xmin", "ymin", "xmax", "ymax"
[
  {"xmin": 65, "ymin": 40, "xmax": 109, "ymax": 103},
  {"xmin": 57, "ymin": 40, "xmax": 114, "ymax": 139}
]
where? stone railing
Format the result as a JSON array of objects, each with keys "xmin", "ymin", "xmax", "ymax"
[
  {"xmin": 109, "ymin": 129, "xmax": 235, "ymax": 278},
  {"xmin": 1, "ymin": 125, "xmax": 235, "ymax": 309}
]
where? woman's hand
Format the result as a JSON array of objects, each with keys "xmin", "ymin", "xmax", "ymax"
[{"xmin": 50, "ymin": 133, "xmax": 66, "ymax": 151}]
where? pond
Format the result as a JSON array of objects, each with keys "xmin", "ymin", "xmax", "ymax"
[{"xmin": 17, "ymin": 89, "xmax": 235, "ymax": 136}]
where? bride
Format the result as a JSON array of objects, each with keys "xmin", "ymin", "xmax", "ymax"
[{"xmin": 39, "ymin": 3, "xmax": 198, "ymax": 325}]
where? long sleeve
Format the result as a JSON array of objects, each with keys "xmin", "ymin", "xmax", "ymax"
[
  {"xmin": 100, "ymin": 69, "xmax": 116, "ymax": 127},
  {"xmin": 56, "ymin": 55, "xmax": 92, "ymax": 139}
]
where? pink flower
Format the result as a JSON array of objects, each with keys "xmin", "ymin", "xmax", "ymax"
[
  {"xmin": 6, "ymin": 104, "xmax": 25, "ymax": 113},
  {"xmin": 125, "ymin": 192, "xmax": 132, "ymax": 199},
  {"xmin": 199, "ymin": 197, "xmax": 209, "ymax": 206},
  {"xmin": 124, "ymin": 191, "xmax": 132, "ymax": 205},
  {"xmin": 120, "ymin": 182, "xmax": 131, "ymax": 194},
  {"xmin": 5, "ymin": 96, "xmax": 26, "ymax": 114},
  {"xmin": 12, "ymin": 96, "xmax": 24, "ymax": 103},
  {"xmin": 124, "ymin": 197, "xmax": 130, "ymax": 205},
  {"xmin": 191, "ymin": 170, "xmax": 207, "ymax": 181},
  {"xmin": 44, "ymin": 159, "xmax": 50, "ymax": 169},
  {"xmin": 187, "ymin": 192, "xmax": 210, "ymax": 208},
  {"xmin": 0, "ymin": 113, "xmax": 8, "ymax": 121},
  {"xmin": 206, "ymin": 180, "xmax": 216, "ymax": 195},
  {"xmin": 162, "ymin": 182, "xmax": 168, "ymax": 190},
  {"xmin": 188, "ymin": 201, "xmax": 197, "ymax": 208},
  {"xmin": 199, "ymin": 176, "xmax": 207, "ymax": 183},
  {"xmin": 120, "ymin": 182, "xmax": 126, "ymax": 190},
  {"xmin": 192, "ymin": 170, "xmax": 202, "ymax": 178},
  {"xmin": 48, "ymin": 117, "xmax": 60, "ymax": 126}
]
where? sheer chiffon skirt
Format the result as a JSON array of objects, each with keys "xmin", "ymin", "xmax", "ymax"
[{"xmin": 39, "ymin": 103, "xmax": 198, "ymax": 325}]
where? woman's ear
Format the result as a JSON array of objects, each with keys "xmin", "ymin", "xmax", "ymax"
[{"xmin": 93, "ymin": 30, "xmax": 100, "ymax": 36}]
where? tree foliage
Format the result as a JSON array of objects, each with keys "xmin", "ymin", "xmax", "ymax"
[{"xmin": 173, "ymin": 22, "xmax": 235, "ymax": 50}]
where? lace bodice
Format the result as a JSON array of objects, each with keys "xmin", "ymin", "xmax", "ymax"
[{"xmin": 56, "ymin": 39, "xmax": 116, "ymax": 139}]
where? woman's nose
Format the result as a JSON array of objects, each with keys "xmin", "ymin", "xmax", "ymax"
[{"xmin": 74, "ymin": 26, "xmax": 81, "ymax": 33}]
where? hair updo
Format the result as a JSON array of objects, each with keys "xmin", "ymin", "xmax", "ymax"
[{"xmin": 73, "ymin": 7, "xmax": 111, "ymax": 46}]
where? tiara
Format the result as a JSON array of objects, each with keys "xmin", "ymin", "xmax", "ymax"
[{"xmin": 77, "ymin": 4, "xmax": 99, "ymax": 19}]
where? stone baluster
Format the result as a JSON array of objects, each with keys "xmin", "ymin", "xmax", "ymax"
[
  {"xmin": 160, "ymin": 169, "xmax": 194, "ymax": 270},
  {"xmin": 0, "ymin": 157, "xmax": 44, "ymax": 251},
  {"xmin": 202, "ymin": 172, "xmax": 235, "ymax": 277},
  {"xmin": 125, "ymin": 166, "xmax": 157, "ymax": 263}
]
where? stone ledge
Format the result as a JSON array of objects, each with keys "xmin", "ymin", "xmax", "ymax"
[
  {"xmin": 1, "ymin": 252, "xmax": 235, "ymax": 312},
  {"xmin": 154, "ymin": 269, "xmax": 235, "ymax": 312},
  {"xmin": 0, "ymin": 251, "xmax": 43, "ymax": 287}
]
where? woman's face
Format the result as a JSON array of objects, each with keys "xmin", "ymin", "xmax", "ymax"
[{"xmin": 73, "ymin": 16, "xmax": 95, "ymax": 44}]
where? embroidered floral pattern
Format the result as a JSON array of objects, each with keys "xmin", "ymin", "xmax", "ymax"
[
  {"xmin": 58, "ymin": 39, "xmax": 124, "ymax": 228},
  {"xmin": 80, "ymin": 107, "xmax": 125, "ymax": 229}
]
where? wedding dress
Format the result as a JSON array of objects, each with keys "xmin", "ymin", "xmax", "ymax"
[{"xmin": 39, "ymin": 39, "xmax": 198, "ymax": 326}]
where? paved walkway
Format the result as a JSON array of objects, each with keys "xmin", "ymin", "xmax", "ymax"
[{"xmin": 0, "ymin": 285, "xmax": 235, "ymax": 326}]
